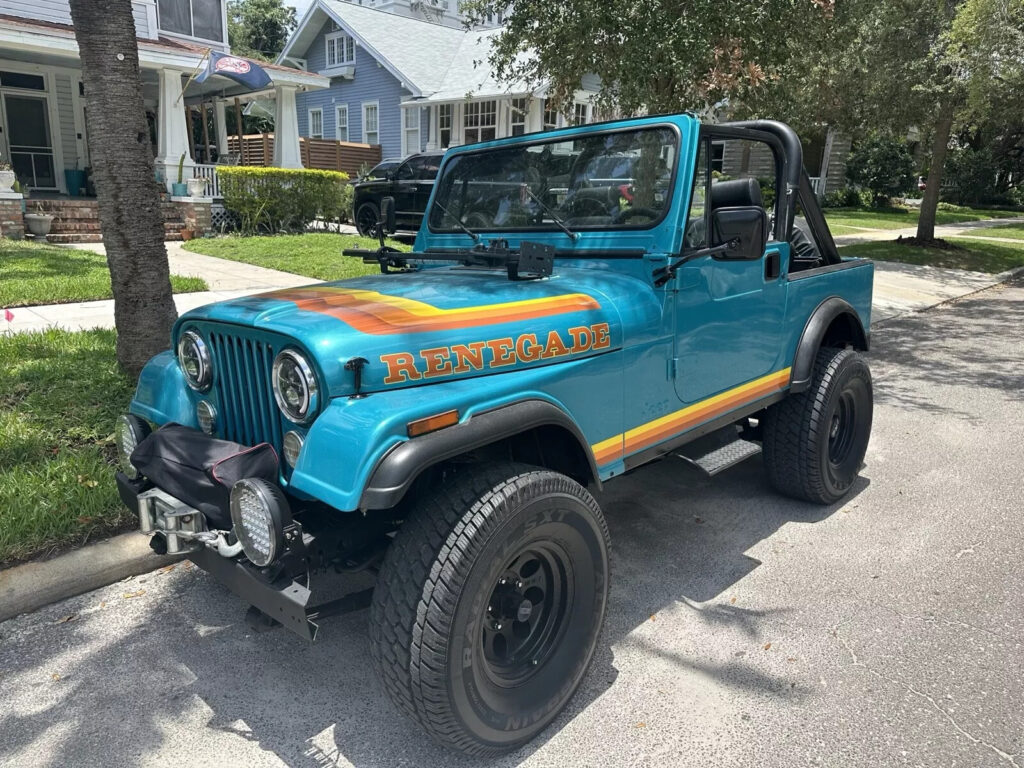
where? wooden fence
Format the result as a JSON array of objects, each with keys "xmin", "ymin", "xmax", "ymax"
[{"xmin": 226, "ymin": 134, "xmax": 382, "ymax": 179}]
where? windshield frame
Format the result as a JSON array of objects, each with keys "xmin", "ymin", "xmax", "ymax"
[{"xmin": 426, "ymin": 121, "xmax": 683, "ymax": 237}]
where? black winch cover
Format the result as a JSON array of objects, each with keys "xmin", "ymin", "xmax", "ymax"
[{"xmin": 130, "ymin": 424, "xmax": 279, "ymax": 529}]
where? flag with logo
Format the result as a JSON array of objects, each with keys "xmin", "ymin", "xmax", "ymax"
[{"xmin": 194, "ymin": 51, "xmax": 272, "ymax": 92}]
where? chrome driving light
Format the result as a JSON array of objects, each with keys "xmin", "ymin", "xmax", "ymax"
[
  {"xmin": 117, "ymin": 414, "xmax": 151, "ymax": 479},
  {"xmin": 177, "ymin": 329, "xmax": 212, "ymax": 391},
  {"xmin": 229, "ymin": 478, "xmax": 290, "ymax": 568},
  {"xmin": 272, "ymin": 349, "xmax": 319, "ymax": 423},
  {"xmin": 196, "ymin": 400, "xmax": 217, "ymax": 435},
  {"xmin": 282, "ymin": 430, "xmax": 304, "ymax": 468}
]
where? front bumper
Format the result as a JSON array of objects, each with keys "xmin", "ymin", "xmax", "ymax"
[{"xmin": 116, "ymin": 471, "xmax": 320, "ymax": 642}]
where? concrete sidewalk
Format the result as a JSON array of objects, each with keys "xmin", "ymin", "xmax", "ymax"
[{"xmin": 832, "ymin": 215, "xmax": 1024, "ymax": 246}]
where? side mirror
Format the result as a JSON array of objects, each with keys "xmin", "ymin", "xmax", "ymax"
[
  {"xmin": 711, "ymin": 207, "xmax": 768, "ymax": 260},
  {"xmin": 380, "ymin": 196, "xmax": 396, "ymax": 235}
]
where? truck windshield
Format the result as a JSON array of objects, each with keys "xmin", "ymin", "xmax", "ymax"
[{"xmin": 428, "ymin": 125, "xmax": 679, "ymax": 234}]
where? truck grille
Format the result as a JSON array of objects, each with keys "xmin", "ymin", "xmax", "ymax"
[{"xmin": 207, "ymin": 330, "xmax": 283, "ymax": 450}]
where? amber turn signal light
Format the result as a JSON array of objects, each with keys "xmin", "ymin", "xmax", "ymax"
[{"xmin": 407, "ymin": 409, "xmax": 460, "ymax": 437}]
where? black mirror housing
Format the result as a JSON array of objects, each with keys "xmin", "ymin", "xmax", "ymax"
[
  {"xmin": 711, "ymin": 207, "xmax": 768, "ymax": 260},
  {"xmin": 380, "ymin": 196, "xmax": 396, "ymax": 234}
]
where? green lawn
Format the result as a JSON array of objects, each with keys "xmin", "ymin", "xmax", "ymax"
[
  {"xmin": 838, "ymin": 237, "xmax": 1024, "ymax": 273},
  {"xmin": 824, "ymin": 205, "xmax": 1020, "ymax": 232},
  {"xmin": 0, "ymin": 329, "xmax": 135, "ymax": 566},
  {"xmin": 958, "ymin": 223, "xmax": 1024, "ymax": 241},
  {"xmin": 182, "ymin": 233, "xmax": 408, "ymax": 281},
  {"xmin": 0, "ymin": 241, "xmax": 208, "ymax": 307}
]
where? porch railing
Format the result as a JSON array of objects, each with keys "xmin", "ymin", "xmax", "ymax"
[
  {"xmin": 809, "ymin": 176, "xmax": 827, "ymax": 197},
  {"xmin": 191, "ymin": 164, "xmax": 221, "ymax": 199}
]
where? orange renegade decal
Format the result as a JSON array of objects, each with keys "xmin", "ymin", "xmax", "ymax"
[
  {"xmin": 380, "ymin": 323, "xmax": 612, "ymax": 384},
  {"xmin": 591, "ymin": 367, "xmax": 792, "ymax": 465},
  {"xmin": 265, "ymin": 286, "xmax": 602, "ymax": 335}
]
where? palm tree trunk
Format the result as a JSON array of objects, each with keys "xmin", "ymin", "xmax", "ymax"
[
  {"xmin": 916, "ymin": 98, "xmax": 956, "ymax": 243},
  {"xmin": 69, "ymin": 0, "xmax": 177, "ymax": 376}
]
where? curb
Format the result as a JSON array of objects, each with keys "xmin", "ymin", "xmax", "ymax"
[{"xmin": 0, "ymin": 533, "xmax": 182, "ymax": 623}]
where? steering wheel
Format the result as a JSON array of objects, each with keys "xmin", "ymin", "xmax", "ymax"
[{"xmin": 615, "ymin": 206, "xmax": 660, "ymax": 224}]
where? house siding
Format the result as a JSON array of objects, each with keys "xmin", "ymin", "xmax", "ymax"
[
  {"xmin": 54, "ymin": 72, "xmax": 79, "ymax": 170},
  {"xmin": 0, "ymin": 0, "xmax": 157, "ymax": 37},
  {"xmin": 294, "ymin": 17, "xmax": 413, "ymax": 160}
]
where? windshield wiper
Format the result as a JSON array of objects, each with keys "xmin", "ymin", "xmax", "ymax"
[
  {"xmin": 520, "ymin": 184, "xmax": 579, "ymax": 242},
  {"xmin": 432, "ymin": 200, "xmax": 480, "ymax": 242}
]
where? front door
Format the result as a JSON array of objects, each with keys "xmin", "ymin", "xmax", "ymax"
[
  {"xmin": 673, "ymin": 133, "xmax": 787, "ymax": 404},
  {"xmin": 2, "ymin": 93, "xmax": 57, "ymax": 190}
]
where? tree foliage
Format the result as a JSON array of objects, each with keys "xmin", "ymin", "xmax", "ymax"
[
  {"xmin": 845, "ymin": 135, "xmax": 915, "ymax": 206},
  {"xmin": 227, "ymin": 0, "xmax": 297, "ymax": 60}
]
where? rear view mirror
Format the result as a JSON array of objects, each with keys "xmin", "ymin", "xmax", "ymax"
[
  {"xmin": 380, "ymin": 196, "xmax": 396, "ymax": 235},
  {"xmin": 711, "ymin": 207, "xmax": 768, "ymax": 260}
]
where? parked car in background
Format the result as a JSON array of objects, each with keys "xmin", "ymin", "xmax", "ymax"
[
  {"xmin": 360, "ymin": 158, "xmax": 401, "ymax": 181},
  {"xmin": 352, "ymin": 151, "xmax": 444, "ymax": 236}
]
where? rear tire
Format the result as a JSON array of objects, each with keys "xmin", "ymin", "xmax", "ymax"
[
  {"xmin": 355, "ymin": 202, "xmax": 379, "ymax": 237},
  {"xmin": 369, "ymin": 463, "xmax": 610, "ymax": 756},
  {"xmin": 763, "ymin": 347, "xmax": 873, "ymax": 504}
]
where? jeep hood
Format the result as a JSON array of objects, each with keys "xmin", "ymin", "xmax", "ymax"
[{"xmin": 178, "ymin": 267, "xmax": 656, "ymax": 397}]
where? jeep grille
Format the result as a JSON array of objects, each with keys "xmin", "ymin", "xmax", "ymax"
[{"xmin": 207, "ymin": 331, "xmax": 283, "ymax": 451}]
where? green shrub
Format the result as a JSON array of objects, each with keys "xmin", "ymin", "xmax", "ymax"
[
  {"xmin": 218, "ymin": 166, "xmax": 351, "ymax": 234},
  {"xmin": 823, "ymin": 187, "xmax": 867, "ymax": 208},
  {"xmin": 845, "ymin": 135, "xmax": 915, "ymax": 207},
  {"xmin": 944, "ymin": 147, "xmax": 1000, "ymax": 206}
]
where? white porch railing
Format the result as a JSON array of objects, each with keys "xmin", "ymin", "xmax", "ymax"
[
  {"xmin": 809, "ymin": 176, "xmax": 826, "ymax": 197},
  {"xmin": 191, "ymin": 164, "xmax": 221, "ymax": 198}
]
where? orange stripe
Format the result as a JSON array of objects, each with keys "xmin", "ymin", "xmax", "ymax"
[{"xmin": 265, "ymin": 286, "xmax": 601, "ymax": 335}]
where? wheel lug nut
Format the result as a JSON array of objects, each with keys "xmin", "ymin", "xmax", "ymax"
[
  {"xmin": 515, "ymin": 580, "xmax": 523, "ymax": 589},
  {"xmin": 499, "ymin": 577, "xmax": 507, "ymax": 585},
  {"xmin": 495, "ymin": 622, "xmax": 503, "ymax": 630}
]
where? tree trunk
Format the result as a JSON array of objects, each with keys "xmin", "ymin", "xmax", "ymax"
[
  {"xmin": 917, "ymin": 98, "xmax": 956, "ymax": 242},
  {"xmin": 69, "ymin": 0, "xmax": 177, "ymax": 376}
]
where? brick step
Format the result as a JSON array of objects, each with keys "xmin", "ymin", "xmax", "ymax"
[
  {"xmin": 44, "ymin": 210, "xmax": 102, "ymax": 222},
  {"xmin": 34, "ymin": 199, "xmax": 98, "ymax": 210},
  {"xmin": 45, "ymin": 233, "xmax": 103, "ymax": 243},
  {"xmin": 50, "ymin": 222, "xmax": 103, "ymax": 233}
]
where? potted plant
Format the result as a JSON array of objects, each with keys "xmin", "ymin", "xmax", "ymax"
[
  {"xmin": 24, "ymin": 203, "xmax": 55, "ymax": 239},
  {"xmin": 64, "ymin": 159, "xmax": 87, "ymax": 197},
  {"xmin": 179, "ymin": 226, "xmax": 194, "ymax": 241},
  {"xmin": 0, "ymin": 154, "xmax": 15, "ymax": 192},
  {"xmin": 171, "ymin": 153, "xmax": 188, "ymax": 197},
  {"xmin": 186, "ymin": 175, "xmax": 206, "ymax": 197}
]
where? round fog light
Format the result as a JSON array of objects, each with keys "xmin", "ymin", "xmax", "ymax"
[
  {"xmin": 196, "ymin": 400, "xmax": 217, "ymax": 435},
  {"xmin": 229, "ymin": 478, "xmax": 290, "ymax": 567},
  {"xmin": 282, "ymin": 430, "xmax": 304, "ymax": 468},
  {"xmin": 117, "ymin": 414, "xmax": 151, "ymax": 479}
]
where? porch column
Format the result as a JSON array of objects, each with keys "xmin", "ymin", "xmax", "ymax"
[
  {"xmin": 526, "ymin": 97, "xmax": 543, "ymax": 133},
  {"xmin": 155, "ymin": 68, "xmax": 194, "ymax": 193},
  {"xmin": 272, "ymin": 85, "xmax": 303, "ymax": 168},
  {"xmin": 214, "ymin": 99, "xmax": 230, "ymax": 157}
]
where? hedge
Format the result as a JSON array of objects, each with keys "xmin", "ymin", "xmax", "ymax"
[{"xmin": 218, "ymin": 166, "xmax": 353, "ymax": 234}]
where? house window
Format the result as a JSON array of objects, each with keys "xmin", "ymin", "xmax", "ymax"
[
  {"xmin": 438, "ymin": 104, "xmax": 452, "ymax": 147},
  {"xmin": 403, "ymin": 109, "xmax": 420, "ymax": 155},
  {"xmin": 573, "ymin": 102, "xmax": 590, "ymax": 125},
  {"xmin": 463, "ymin": 100, "xmax": 496, "ymax": 144},
  {"xmin": 363, "ymin": 102, "xmax": 379, "ymax": 144},
  {"xmin": 309, "ymin": 108, "xmax": 323, "ymax": 139},
  {"xmin": 158, "ymin": 0, "xmax": 224, "ymax": 42},
  {"xmin": 325, "ymin": 31, "xmax": 355, "ymax": 67},
  {"xmin": 542, "ymin": 101, "xmax": 558, "ymax": 131},
  {"xmin": 510, "ymin": 98, "xmax": 528, "ymax": 136},
  {"xmin": 336, "ymin": 105, "xmax": 348, "ymax": 142}
]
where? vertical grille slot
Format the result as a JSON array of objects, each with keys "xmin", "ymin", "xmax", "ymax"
[{"xmin": 208, "ymin": 330, "xmax": 278, "ymax": 450}]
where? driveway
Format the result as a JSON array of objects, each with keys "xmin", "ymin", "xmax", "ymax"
[{"xmin": 1, "ymin": 280, "xmax": 1022, "ymax": 768}]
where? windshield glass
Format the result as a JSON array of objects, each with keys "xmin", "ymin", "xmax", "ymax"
[{"xmin": 428, "ymin": 125, "xmax": 679, "ymax": 233}]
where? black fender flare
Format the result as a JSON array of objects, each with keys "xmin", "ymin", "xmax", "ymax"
[
  {"xmin": 358, "ymin": 399, "xmax": 601, "ymax": 511},
  {"xmin": 790, "ymin": 297, "xmax": 869, "ymax": 393}
]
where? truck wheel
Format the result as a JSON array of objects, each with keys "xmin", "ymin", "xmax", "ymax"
[
  {"xmin": 355, "ymin": 202, "xmax": 379, "ymax": 237},
  {"xmin": 369, "ymin": 463, "xmax": 610, "ymax": 756},
  {"xmin": 763, "ymin": 347, "xmax": 873, "ymax": 504}
]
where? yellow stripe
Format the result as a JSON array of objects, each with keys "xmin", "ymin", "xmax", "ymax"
[
  {"xmin": 299, "ymin": 286, "xmax": 597, "ymax": 318},
  {"xmin": 590, "ymin": 367, "xmax": 791, "ymax": 464}
]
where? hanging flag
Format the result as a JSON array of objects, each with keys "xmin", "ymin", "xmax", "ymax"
[{"xmin": 194, "ymin": 51, "xmax": 273, "ymax": 92}]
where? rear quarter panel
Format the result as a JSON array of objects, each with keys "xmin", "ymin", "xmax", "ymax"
[{"xmin": 783, "ymin": 259, "xmax": 875, "ymax": 362}]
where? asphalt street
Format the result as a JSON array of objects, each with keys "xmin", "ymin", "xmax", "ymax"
[{"xmin": 1, "ymin": 278, "xmax": 1022, "ymax": 768}]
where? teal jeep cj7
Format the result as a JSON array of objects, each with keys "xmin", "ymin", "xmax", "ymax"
[{"xmin": 116, "ymin": 114, "xmax": 873, "ymax": 755}]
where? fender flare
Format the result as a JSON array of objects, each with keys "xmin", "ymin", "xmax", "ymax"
[
  {"xmin": 358, "ymin": 399, "xmax": 601, "ymax": 511},
  {"xmin": 790, "ymin": 297, "xmax": 869, "ymax": 393}
]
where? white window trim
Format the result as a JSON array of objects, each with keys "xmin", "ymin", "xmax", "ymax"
[
  {"xmin": 325, "ymin": 30, "xmax": 355, "ymax": 67},
  {"xmin": 156, "ymin": 0, "xmax": 227, "ymax": 45},
  {"xmin": 362, "ymin": 100, "xmax": 380, "ymax": 145},
  {"xmin": 335, "ymin": 104, "xmax": 349, "ymax": 142},
  {"xmin": 0, "ymin": 62, "xmax": 66, "ymax": 191},
  {"xmin": 402, "ymin": 108, "xmax": 420, "ymax": 156},
  {"xmin": 308, "ymin": 107, "xmax": 323, "ymax": 139}
]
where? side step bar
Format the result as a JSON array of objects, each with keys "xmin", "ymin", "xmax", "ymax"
[{"xmin": 673, "ymin": 426, "xmax": 762, "ymax": 476}]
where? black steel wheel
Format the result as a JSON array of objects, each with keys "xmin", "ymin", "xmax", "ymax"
[
  {"xmin": 355, "ymin": 201, "xmax": 379, "ymax": 237},
  {"xmin": 763, "ymin": 346, "xmax": 873, "ymax": 504},
  {"xmin": 369, "ymin": 463, "xmax": 610, "ymax": 756}
]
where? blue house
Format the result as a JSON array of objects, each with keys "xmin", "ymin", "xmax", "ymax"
[{"xmin": 278, "ymin": 0, "xmax": 599, "ymax": 162}]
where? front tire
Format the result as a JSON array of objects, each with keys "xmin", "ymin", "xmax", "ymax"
[
  {"xmin": 763, "ymin": 347, "xmax": 873, "ymax": 504},
  {"xmin": 355, "ymin": 201, "xmax": 379, "ymax": 237},
  {"xmin": 369, "ymin": 463, "xmax": 610, "ymax": 756}
]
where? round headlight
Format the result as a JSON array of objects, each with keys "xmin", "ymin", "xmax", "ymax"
[
  {"xmin": 177, "ymin": 330, "xmax": 212, "ymax": 391},
  {"xmin": 282, "ymin": 430, "xmax": 304, "ymax": 468},
  {"xmin": 117, "ymin": 414, "xmax": 151, "ymax": 479},
  {"xmin": 196, "ymin": 400, "xmax": 217, "ymax": 435},
  {"xmin": 272, "ymin": 349, "xmax": 319, "ymax": 423},
  {"xmin": 229, "ymin": 478, "xmax": 290, "ymax": 567}
]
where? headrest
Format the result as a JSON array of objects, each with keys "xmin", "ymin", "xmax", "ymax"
[{"xmin": 711, "ymin": 178, "xmax": 763, "ymax": 210}]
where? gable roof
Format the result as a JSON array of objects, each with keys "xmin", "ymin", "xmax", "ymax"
[{"xmin": 279, "ymin": 0, "xmax": 538, "ymax": 101}]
